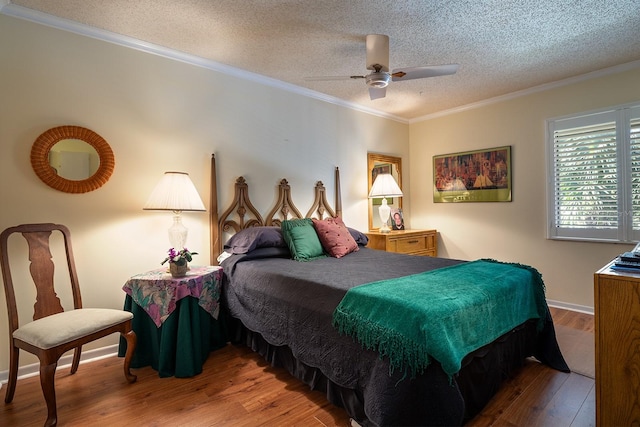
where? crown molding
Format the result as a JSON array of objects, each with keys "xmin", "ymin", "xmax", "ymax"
[
  {"xmin": 0, "ymin": 3, "xmax": 408, "ymax": 124},
  {"xmin": 410, "ymin": 59, "xmax": 640, "ymax": 124},
  {"xmin": 6, "ymin": 3, "xmax": 635, "ymax": 126}
]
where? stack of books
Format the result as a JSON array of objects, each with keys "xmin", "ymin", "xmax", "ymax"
[{"xmin": 612, "ymin": 251, "xmax": 640, "ymax": 272}]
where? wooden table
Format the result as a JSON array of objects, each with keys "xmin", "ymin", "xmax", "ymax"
[{"xmin": 365, "ymin": 229, "xmax": 438, "ymax": 257}]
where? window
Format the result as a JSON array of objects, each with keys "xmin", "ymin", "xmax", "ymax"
[{"xmin": 547, "ymin": 103, "xmax": 640, "ymax": 242}]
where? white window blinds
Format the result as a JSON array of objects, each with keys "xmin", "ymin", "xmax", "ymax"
[
  {"xmin": 547, "ymin": 104, "xmax": 640, "ymax": 242},
  {"xmin": 631, "ymin": 115, "xmax": 640, "ymax": 231}
]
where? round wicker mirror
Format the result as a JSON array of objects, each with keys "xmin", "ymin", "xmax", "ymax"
[{"xmin": 31, "ymin": 126, "xmax": 115, "ymax": 193}]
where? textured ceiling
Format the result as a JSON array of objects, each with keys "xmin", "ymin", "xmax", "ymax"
[{"xmin": 6, "ymin": 0, "xmax": 640, "ymax": 121}]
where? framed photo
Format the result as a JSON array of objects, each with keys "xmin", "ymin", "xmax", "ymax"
[
  {"xmin": 390, "ymin": 208, "xmax": 405, "ymax": 230},
  {"xmin": 371, "ymin": 163, "xmax": 393, "ymax": 205},
  {"xmin": 433, "ymin": 146, "xmax": 511, "ymax": 203}
]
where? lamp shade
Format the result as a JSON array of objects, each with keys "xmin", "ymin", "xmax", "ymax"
[
  {"xmin": 368, "ymin": 173, "xmax": 403, "ymax": 198},
  {"xmin": 144, "ymin": 171, "xmax": 206, "ymax": 212}
]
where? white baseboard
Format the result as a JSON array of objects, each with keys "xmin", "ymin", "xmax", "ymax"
[
  {"xmin": 547, "ymin": 299, "xmax": 594, "ymax": 315},
  {"xmin": 0, "ymin": 344, "xmax": 119, "ymax": 388}
]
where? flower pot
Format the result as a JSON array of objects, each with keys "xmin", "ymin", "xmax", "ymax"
[{"xmin": 169, "ymin": 262, "xmax": 188, "ymax": 278}]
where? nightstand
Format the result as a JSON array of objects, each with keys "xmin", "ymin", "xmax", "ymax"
[
  {"xmin": 365, "ymin": 229, "xmax": 437, "ymax": 257},
  {"xmin": 117, "ymin": 266, "xmax": 227, "ymax": 377}
]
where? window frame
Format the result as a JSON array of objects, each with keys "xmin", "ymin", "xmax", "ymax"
[{"xmin": 546, "ymin": 102, "xmax": 640, "ymax": 243}]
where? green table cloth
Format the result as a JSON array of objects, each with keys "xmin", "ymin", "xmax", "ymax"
[{"xmin": 117, "ymin": 266, "xmax": 228, "ymax": 377}]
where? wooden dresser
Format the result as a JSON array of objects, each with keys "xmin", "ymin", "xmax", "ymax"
[
  {"xmin": 365, "ymin": 229, "xmax": 437, "ymax": 257},
  {"xmin": 594, "ymin": 260, "xmax": 640, "ymax": 426}
]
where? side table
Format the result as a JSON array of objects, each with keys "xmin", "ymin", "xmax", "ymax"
[
  {"xmin": 117, "ymin": 266, "xmax": 227, "ymax": 377},
  {"xmin": 366, "ymin": 229, "xmax": 438, "ymax": 257}
]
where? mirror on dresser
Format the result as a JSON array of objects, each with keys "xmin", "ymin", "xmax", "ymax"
[
  {"xmin": 30, "ymin": 125, "xmax": 115, "ymax": 193},
  {"xmin": 367, "ymin": 153, "xmax": 402, "ymax": 231}
]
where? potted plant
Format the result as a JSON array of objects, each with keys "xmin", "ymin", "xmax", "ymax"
[{"xmin": 161, "ymin": 247, "xmax": 197, "ymax": 278}]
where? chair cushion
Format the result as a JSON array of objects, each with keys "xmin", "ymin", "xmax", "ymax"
[{"xmin": 13, "ymin": 308, "xmax": 133, "ymax": 350}]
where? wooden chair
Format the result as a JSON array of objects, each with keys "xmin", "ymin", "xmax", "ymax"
[{"xmin": 0, "ymin": 223, "xmax": 137, "ymax": 427}]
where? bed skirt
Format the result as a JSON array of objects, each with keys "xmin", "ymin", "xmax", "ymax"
[{"xmin": 226, "ymin": 311, "xmax": 555, "ymax": 426}]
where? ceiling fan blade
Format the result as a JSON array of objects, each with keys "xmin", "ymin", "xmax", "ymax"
[
  {"xmin": 304, "ymin": 75, "xmax": 365, "ymax": 81},
  {"xmin": 369, "ymin": 86, "xmax": 386, "ymax": 100},
  {"xmin": 391, "ymin": 64, "xmax": 459, "ymax": 82},
  {"xmin": 366, "ymin": 34, "xmax": 389, "ymax": 72}
]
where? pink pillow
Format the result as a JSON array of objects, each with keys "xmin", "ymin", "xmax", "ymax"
[{"xmin": 312, "ymin": 217, "xmax": 359, "ymax": 258}]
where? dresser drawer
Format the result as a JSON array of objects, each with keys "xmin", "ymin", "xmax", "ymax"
[
  {"xmin": 366, "ymin": 230, "xmax": 438, "ymax": 257},
  {"xmin": 394, "ymin": 235, "xmax": 427, "ymax": 253}
]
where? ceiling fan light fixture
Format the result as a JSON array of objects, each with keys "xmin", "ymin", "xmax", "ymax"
[
  {"xmin": 305, "ymin": 35, "xmax": 457, "ymax": 101},
  {"xmin": 366, "ymin": 72, "xmax": 391, "ymax": 88}
]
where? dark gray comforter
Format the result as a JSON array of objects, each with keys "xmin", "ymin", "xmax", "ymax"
[
  {"xmin": 223, "ymin": 247, "xmax": 462, "ymax": 385},
  {"xmin": 221, "ymin": 247, "xmax": 567, "ymax": 426}
]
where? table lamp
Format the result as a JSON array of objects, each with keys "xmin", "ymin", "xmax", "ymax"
[
  {"xmin": 368, "ymin": 173, "xmax": 403, "ymax": 233},
  {"xmin": 144, "ymin": 171, "xmax": 206, "ymax": 249}
]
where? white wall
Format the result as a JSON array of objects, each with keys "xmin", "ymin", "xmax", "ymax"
[
  {"xmin": 409, "ymin": 66, "xmax": 640, "ymax": 310},
  {"xmin": 0, "ymin": 14, "xmax": 408, "ymax": 371}
]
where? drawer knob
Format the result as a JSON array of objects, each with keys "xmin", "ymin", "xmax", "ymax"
[{"xmin": 408, "ymin": 239, "xmax": 419, "ymax": 244}]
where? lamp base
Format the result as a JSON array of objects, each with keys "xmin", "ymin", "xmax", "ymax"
[
  {"xmin": 377, "ymin": 198, "xmax": 391, "ymax": 233},
  {"xmin": 168, "ymin": 212, "xmax": 188, "ymax": 249}
]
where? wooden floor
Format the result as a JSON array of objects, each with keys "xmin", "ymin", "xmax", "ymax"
[{"xmin": 0, "ymin": 307, "xmax": 594, "ymax": 427}]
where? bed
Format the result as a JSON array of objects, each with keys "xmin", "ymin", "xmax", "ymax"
[{"xmin": 208, "ymin": 154, "xmax": 569, "ymax": 426}]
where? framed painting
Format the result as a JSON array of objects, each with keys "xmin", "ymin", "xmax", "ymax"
[{"xmin": 433, "ymin": 146, "xmax": 512, "ymax": 203}]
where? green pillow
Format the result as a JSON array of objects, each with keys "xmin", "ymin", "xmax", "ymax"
[{"xmin": 281, "ymin": 218, "xmax": 326, "ymax": 261}]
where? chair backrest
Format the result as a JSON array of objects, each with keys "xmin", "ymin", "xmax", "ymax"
[{"xmin": 0, "ymin": 223, "xmax": 83, "ymax": 335}]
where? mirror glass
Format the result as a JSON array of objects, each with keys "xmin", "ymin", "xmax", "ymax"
[
  {"xmin": 367, "ymin": 153, "xmax": 402, "ymax": 231},
  {"xmin": 31, "ymin": 126, "xmax": 115, "ymax": 193},
  {"xmin": 48, "ymin": 139, "xmax": 100, "ymax": 180}
]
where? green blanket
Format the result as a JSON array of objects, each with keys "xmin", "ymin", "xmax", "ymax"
[{"xmin": 332, "ymin": 259, "xmax": 547, "ymax": 377}]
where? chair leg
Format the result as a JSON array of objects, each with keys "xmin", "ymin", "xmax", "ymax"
[
  {"xmin": 70, "ymin": 346, "xmax": 82, "ymax": 374},
  {"xmin": 4, "ymin": 345, "xmax": 19, "ymax": 403},
  {"xmin": 40, "ymin": 362, "xmax": 58, "ymax": 427},
  {"xmin": 121, "ymin": 330, "xmax": 137, "ymax": 383}
]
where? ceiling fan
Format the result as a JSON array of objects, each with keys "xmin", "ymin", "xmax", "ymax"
[{"xmin": 306, "ymin": 34, "xmax": 459, "ymax": 100}]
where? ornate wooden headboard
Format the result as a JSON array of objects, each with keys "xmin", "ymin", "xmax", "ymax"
[{"xmin": 209, "ymin": 154, "xmax": 342, "ymax": 264}]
